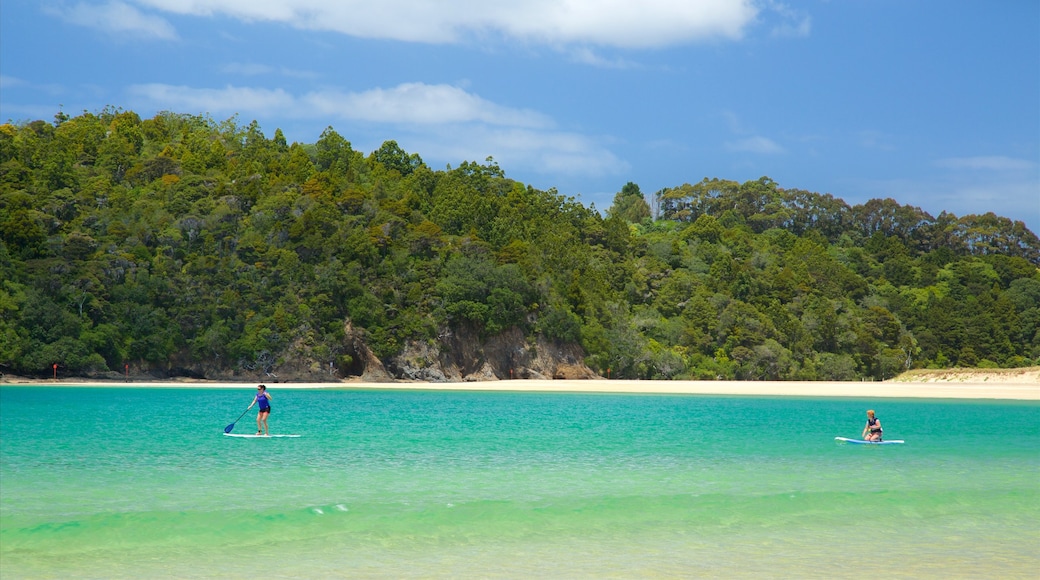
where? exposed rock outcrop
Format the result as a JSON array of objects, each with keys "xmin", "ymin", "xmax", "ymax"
[
  {"xmin": 342, "ymin": 320, "xmax": 395, "ymax": 382},
  {"xmin": 386, "ymin": 326, "xmax": 598, "ymax": 382},
  {"xmin": 60, "ymin": 320, "xmax": 597, "ymax": 383}
]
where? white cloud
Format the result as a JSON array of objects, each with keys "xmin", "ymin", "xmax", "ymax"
[
  {"xmin": 935, "ymin": 156, "xmax": 1036, "ymax": 171},
  {"xmin": 133, "ymin": 0, "xmax": 758, "ymax": 48},
  {"xmin": 720, "ymin": 109, "xmax": 749, "ymax": 134},
  {"xmin": 302, "ymin": 83, "xmax": 552, "ymax": 128},
  {"xmin": 725, "ymin": 135, "xmax": 784, "ymax": 154},
  {"xmin": 54, "ymin": 1, "xmax": 178, "ymax": 40},
  {"xmin": 128, "ymin": 84, "xmax": 295, "ymax": 114},
  {"xmin": 719, "ymin": 110, "xmax": 785, "ymax": 154},
  {"xmin": 127, "ymin": 81, "xmax": 623, "ymax": 178},
  {"xmin": 858, "ymin": 129, "xmax": 896, "ymax": 151},
  {"xmin": 220, "ymin": 62, "xmax": 321, "ymax": 79},
  {"xmin": 771, "ymin": 16, "xmax": 810, "ymax": 38},
  {"xmin": 0, "ymin": 75, "xmax": 28, "ymax": 89},
  {"xmin": 129, "ymin": 82, "xmax": 550, "ymax": 127},
  {"xmin": 568, "ymin": 48, "xmax": 641, "ymax": 69},
  {"xmin": 0, "ymin": 76, "xmax": 65, "ymax": 97},
  {"xmin": 765, "ymin": 1, "xmax": 811, "ymax": 38},
  {"xmin": 406, "ymin": 125, "xmax": 628, "ymax": 178}
]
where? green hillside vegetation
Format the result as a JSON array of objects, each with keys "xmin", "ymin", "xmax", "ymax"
[{"xmin": 2, "ymin": 109, "xmax": 1039, "ymax": 380}]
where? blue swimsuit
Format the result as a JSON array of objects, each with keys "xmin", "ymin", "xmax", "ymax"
[{"xmin": 256, "ymin": 393, "xmax": 270, "ymax": 412}]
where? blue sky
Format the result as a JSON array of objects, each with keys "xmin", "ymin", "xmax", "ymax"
[{"xmin": 2, "ymin": 1, "xmax": 1038, "ymax": 233}]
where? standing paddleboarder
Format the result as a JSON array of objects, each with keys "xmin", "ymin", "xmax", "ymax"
[{"xmin": 247, "ymin": 385, "xmax": 273, "ymax": 436}]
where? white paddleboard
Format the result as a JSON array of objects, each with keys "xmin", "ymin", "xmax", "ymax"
[
  {"xmin": 223, "ymin": 433, "xmax": 301, "ymax": 438},
  {"xmin": 835, "ymin": 436, "xmax": 903, "ymax": 445}
]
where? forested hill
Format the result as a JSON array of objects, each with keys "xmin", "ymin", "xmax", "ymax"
[{"xmin": 2, "ymin": 109, "xmax": 1039, "ymax": 381}]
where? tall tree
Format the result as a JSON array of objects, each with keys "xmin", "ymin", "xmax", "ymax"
[{"xmin": 607, "ymin": 182, "xmax": 650, "ymax": 223}]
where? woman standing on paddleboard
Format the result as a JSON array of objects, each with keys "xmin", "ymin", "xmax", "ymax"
[
  {"xmin": 247, "ymin": 385, "xmax": 273, "ymax": 436},
  {"xmin": 862, "ymin": 409, "xmax": 882, "ymax": 442}
]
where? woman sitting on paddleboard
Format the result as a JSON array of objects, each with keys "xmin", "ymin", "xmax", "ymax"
[
  {"xmin": 247, "ymin": 385, "xmax": 272, "ymax": 436},
  {"xmin": 862, "ymin": 410, "xmax": 882, "ymax": 442}
]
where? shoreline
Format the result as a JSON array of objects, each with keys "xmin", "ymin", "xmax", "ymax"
[{"xmin": 2, "ymin": 375, "xmax": 1037, "ymax": 400}]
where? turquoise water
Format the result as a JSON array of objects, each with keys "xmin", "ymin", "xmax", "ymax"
[{"xmin": 1, "ymin": 387, "xmax": 1037, "ymax": 578}]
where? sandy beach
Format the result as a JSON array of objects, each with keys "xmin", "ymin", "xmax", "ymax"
[{"xmin": 4, "ymin": 368, "xmax": 1038, "ymax": 400}]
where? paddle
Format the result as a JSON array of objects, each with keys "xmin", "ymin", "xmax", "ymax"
[{"xmin": 224, "ymin": 407, "xmax": 252, "ymax": 433}]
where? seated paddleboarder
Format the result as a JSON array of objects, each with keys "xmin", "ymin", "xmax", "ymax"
[
  {"xmin": 861, "ymin": 409, "xmax": 882, "ymax": 442},
  {"xmin": 247, "ymin": 385, "xmax": 273, "ymax": 436}
]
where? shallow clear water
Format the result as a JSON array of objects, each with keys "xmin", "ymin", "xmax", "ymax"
[{"xmin": 1, "ymin": 387, "xmax": 1037, "ymax": 578}]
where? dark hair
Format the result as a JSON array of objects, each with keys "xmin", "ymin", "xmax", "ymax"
[{"xmin": 258, "ymin": 385, "xmax": 266, "ymax": 390}]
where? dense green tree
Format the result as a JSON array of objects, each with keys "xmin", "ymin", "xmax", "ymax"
[
  {"xmin": 607, "ymin": 181, "xmax": 651, "ymax": 223},
  {"xmin": 371, "ymin": 140, "xmax": 423, "ymax": 176},
  {"xmin": 1, "ymin": 108, "xmax": 1037, "ymax": 380}
]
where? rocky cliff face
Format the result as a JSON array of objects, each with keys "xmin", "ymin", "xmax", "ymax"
[
  {"xmin": 381, "ymin": 326, "xmax": 598, "ymax": 382},
  {"xmin": 110, "ymin": 321, "xmax": 598, "ymax": 383}
]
